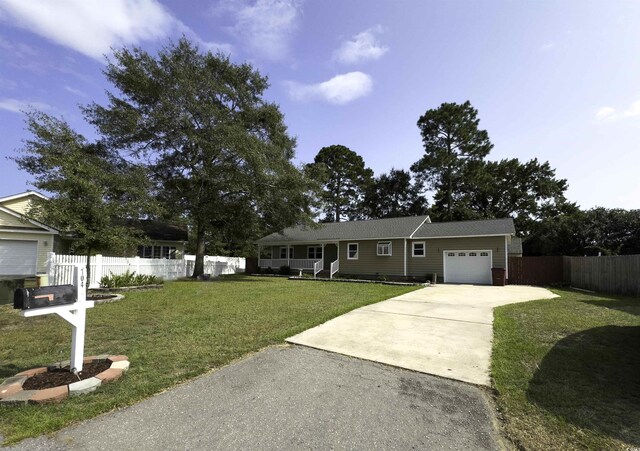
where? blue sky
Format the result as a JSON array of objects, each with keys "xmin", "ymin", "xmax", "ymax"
[{"xmin": 1, "ymin": 0, "xmax": 639, "ymax": 209}]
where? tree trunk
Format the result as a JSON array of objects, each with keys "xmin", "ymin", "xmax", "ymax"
[{"xmin": 192, "ymin": 220, "xmax": 206, "ymax": 278}]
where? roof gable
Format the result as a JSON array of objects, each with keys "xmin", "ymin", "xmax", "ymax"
[{"xmin": 0, "ymin": 206, "xmax": 58, "ymax": 233}]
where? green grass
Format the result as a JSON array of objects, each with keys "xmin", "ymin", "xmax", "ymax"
[
  {"xmin": 492, "ymin": 288, "xmax": 640, "ymax": 450},
  {"xmin": 0, "ymin": 275, "xmax": 419, "ymax": 444}
]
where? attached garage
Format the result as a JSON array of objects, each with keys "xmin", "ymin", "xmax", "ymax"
[
  {"xmin": 443, "ymin": 250, "xmax": 492, "ymax": 285},
  {"xmin": 0, "ymin": 240, "xmax": 38, "ymax": 276}
]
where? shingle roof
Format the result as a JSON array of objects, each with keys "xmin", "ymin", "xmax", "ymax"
[
  {"xmin": 256, "ymin": 215, "xmax": 430, "ymax": 244},
  {"xmin": 137, "ymin": 220, "xmax": 188, "ymax": 241},
  {"xmin": 412, "ymin": 218, "xmax": 515, "ymax": 238},
  {"xmin": 256, "ymin": 216, "xmax": 514, "ymax": 244}
]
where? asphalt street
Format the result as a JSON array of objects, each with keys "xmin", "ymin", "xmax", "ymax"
[{"xmin": 8, "ymin": 346, "xmax": 502, "ymax": 450}]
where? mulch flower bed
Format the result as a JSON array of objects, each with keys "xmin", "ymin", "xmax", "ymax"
[
  {"xmin": 0, "ymin": 355, "xmax": 130, "ymax": 405},
  {"xmin": 22, "ymin": 361, "xmax": 111, "ymax": 390}
]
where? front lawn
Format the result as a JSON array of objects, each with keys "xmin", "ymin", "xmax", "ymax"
[
  {"xmin": 0, "ymin": 275, "xmax": 419, "ymax": 444},
  {"xmin": 492, "ymin": 288, "xmax": 640, "ymax": 450}
]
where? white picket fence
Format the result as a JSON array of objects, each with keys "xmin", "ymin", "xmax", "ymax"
[{"xmin": 47, "ymin": 253, "xmax": 246, "ymax": 288}]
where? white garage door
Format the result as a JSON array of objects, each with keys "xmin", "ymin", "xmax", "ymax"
[
  {"xmin": 444, "ymin": 250, "xmax": 492, "ymax": 285},
  {"xmin": 0, "ymin": 240, "xmax": 38, "ymax": 276}
]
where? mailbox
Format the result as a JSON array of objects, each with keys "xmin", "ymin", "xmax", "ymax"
[{"xmin": 14, "ymin": 285, "xmax": 77, "ymax": 310}]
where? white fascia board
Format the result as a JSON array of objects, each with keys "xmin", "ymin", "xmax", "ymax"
[
  {"xmin": 0, "ymin": 190, "xmax": 49, "ymax": 203},
  {"xmin": 0, "ymin": 206, "xmax": 59, "ymax": 234}
]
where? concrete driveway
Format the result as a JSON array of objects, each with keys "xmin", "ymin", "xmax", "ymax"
[{"xmin": 287, "ymin": 284, "xmax": 558, "ymax": 386}]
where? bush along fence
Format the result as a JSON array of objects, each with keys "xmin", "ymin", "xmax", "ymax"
[{"xmin": 47, "ymin": 253, "xmax": 246, "ymax": 289}]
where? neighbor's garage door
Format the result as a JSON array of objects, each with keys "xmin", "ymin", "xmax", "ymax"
[
  {"xmin": 444, "ymin": 250, "xmax": 492, "ymax": 284},
  {"xmin": 0, "ymin": 240, "xmax": 37, "ymax": 276}
]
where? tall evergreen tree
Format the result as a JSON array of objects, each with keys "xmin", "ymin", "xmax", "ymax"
[
  {"xmin": 364, "ymin": 168, "xmax": 428, "ymax": 219},
  {"xmin": 411, "ymin": 101, "xmax": 493, "ymax": 221},
  {"xmin": 307, "ymin": 144, "xmax": 373, "ymax": 222},
  {"xmin": 84, "ymin": 38, "xmax": 313, "ymax": 276}
]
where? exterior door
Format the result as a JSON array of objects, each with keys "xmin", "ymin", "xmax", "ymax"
[
  {"xmin": 444, "ymin": 250, "xmax": 492, "ymax": 284},
  {"xmin": 0, "ymin": 240, "xmax": 38, "ymax": 276}
]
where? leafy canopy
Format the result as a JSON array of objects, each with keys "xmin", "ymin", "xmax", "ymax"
[
  {"xmin": 84, "ymin": 38, "xmax": 313, "ymax": 274},
  {"xmin": 364, "ymin": 168, "xmax": 428, "ymax": 219},
  {"xmin": 411, "ymin": 101, "xmax": 493, "ymax": 220},
  {"xmin": 14, "ymin": 111, "xmax": 152, "ymax": 256},
  {"xmin": 307, "ymin": 144, "xmax": 373, "ymax": 222}
]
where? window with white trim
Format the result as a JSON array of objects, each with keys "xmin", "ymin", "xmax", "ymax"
[
  {"xmin": 280, "ymin": 246, "xmax": 294, "ymax": 259},
  {"xmin": 347, "ymin": 243, "xmax": 359, "ymax": 260},
  {"xmin": 412, "ymin": 242, "xmax": 425, "ymax": 257},
  {"xmin": 377, "ymin": 241, "xmax": 392, "ymax": 256},
  {"xmin": 137, "ymin": 245, "xmax": 177, "ymax": 259},
  {"xmin": 308, "ymin": 246, "xmax": 322, "ymax": 259}
]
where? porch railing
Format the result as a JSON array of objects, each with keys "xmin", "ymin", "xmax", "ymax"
[
  {"xmin": 313, "ymin": 260, "xmax": 322, "ymax": 278},
  {"xmin": 330, "ymin": 259, "xmax": 339, "ymax": 279},
  {"xmin": 259, "ymin": 259, "xmax": 320, "ymax": 270}
]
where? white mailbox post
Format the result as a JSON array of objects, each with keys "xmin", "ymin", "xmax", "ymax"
[{"xmin": 21, "ymin": 264, "xmax": 95, "ymax": 372}]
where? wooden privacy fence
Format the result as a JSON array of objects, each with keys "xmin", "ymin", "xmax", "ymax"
[
  {"xmin": 48, "ymin": 253, "xmax": 245, "ymax": 288},
  {"xmin": 508, "ymin": 256, "xmax": 564, "ymax": 286},
  {"xmin": 564, "ymin": 255, "xmax": 640, "ymax": 296}
]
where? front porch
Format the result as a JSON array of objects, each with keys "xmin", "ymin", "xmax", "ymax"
[{"xmin": 258, "ymin": 242, "xmax": 340, "ymax": 278}]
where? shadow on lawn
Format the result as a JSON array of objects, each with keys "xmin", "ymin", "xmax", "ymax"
[
  {"xmin": 580, "ymin": 297, "xmax": 640, "ymax": 317},
  {"xmin": 0, "ymin": 363, "xmax": 22, "ymax": 379},
  {"xmin": 527, "ymin": 325, "xmax": 640, "ymax": 446}
]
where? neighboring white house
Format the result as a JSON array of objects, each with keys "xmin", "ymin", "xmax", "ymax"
[{"xmin": 0, "ymin": 191, "xmax": 60, "ymax": 278}]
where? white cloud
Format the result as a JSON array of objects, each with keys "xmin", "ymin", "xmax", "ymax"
[
  {"xmin": 595, "ymin": 99, "xmax": 640, "ymax": 122},
  {"xmin": 285, "ymin": 72, "xmax": 373, "ymax": 105},
  {"xmin": 595, "ymin": 106, "xmax": 616, "ymax": 121},
  {"xmin": 0, "ymin": 0, "xmax": 230, "ymax": 60},
  {"xmin": 64, "ymin": 86, "xmax": 88, "ymax": 98},
  {"xmin": 0, "ymin": 98, "xmax": 52, "ymax": 114},
  {"xmin": 218, "ymin": 0, "xmax": 301, "ymax": 61},
  {"xmin": 333, "ymin": 25, "xmax": 389, "ymax": 64}
]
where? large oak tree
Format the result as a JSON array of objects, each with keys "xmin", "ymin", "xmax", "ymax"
[{"xmin": 84, "ymin": 38, "xmax": 313, "ymax": 276}]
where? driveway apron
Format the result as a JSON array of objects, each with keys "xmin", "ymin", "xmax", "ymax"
[{"xmin": 287, "ymin": 284, "xmax": 558, "ymax": 386}]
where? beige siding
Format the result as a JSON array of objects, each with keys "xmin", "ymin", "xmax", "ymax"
[
  {"xmin": 0, "ymin": 197, "xmax": 34, "ymax": 215},
  {"xmin": 407, "ymin": 236, "xmax": 506, "ymax": 279},
  {"xmin": 0, "ymin": 231, "xmax": 55, "ymax": 273},
  {"xmin": 339, "ymin": 239, "xmax": 405, "ymax": 276},
  {"xmin": 0, "ymin": 209, "xmax": 29, "ymax": 228}
]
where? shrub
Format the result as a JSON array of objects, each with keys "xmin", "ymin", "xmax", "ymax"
[
  {"xmin": 264, "ymin": 267, "xmax": 274, "ymax": 274},
  {"xmin": 99, "ymin": 270, "xmax": 163, "ymax": 288},
  {"xmin": 279, "ymin": 265, "xmax": 292, "ymax": 276}
]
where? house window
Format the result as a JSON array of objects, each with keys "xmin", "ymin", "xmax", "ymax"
[
  {"xmin": 308, "ymin": 246, "xmax": 322, "ymax": 259},
  {"xmin": 347, "ymin": 243, "xmax": 359, "ymax": 260},
  {"xmin": 280, "ymin": 246, "xmax": 294, "ymax": 259},
  {"xmin": 377, "ymin": 241, "xmax": 392, "ymax": 256},
  {"xmin": 412, "ymin": 242, "xmax": 425, "ymax": 257},
  {"xmin": 137, "ymin": 245, "xmax": 177, "ymax": 259}
]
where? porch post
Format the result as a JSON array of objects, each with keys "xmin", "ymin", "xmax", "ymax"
[
  {"xmin": 257, "ymin": 245, "xmax": 261, "ymax": 269},
  {"xmin": 321, "ymin": 243, "xmax": 325, "ymax": 272},
  {"xmin": 287, "ymin": 244, "xmax": 290, "ymax": 266}
]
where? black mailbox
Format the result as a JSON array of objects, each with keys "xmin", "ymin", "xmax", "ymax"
[{"xmin": 14, "ymin": 285, "xmax": 77, "ymax": 310}]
